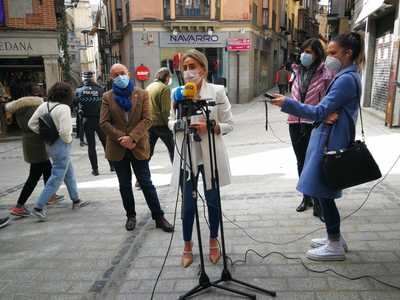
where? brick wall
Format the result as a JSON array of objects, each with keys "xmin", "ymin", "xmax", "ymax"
[
  {"xmin": 2, "ymin": 0, "xmax": 57, "ymax": 30},
  {"xmin": 371, "ymin": 32, "xmax": 393, "ymax": 112}
]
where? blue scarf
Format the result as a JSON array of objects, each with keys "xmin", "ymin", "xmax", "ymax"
[{"xmin": 112, "ymin": 80, "xmax": 134, "ymax": 111}]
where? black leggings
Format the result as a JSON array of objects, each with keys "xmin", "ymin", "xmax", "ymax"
[
  {"xmin": 318, "ymin": 198, "xmax": 340, "ymax": 240},
  {"xmin": 17, "ymin": 160, "xmax": 52, "ymax": 206}
]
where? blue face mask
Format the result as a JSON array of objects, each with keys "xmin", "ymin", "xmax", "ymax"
[
  {"xmin": 300, "ymin": 52, "xmax": 314, "ymax": 68},
  {"xmin": 113, "ymin": 74, "xmax": 130, "ymax": 89}
]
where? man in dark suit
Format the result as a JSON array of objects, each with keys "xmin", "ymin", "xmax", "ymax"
[{"xmin": 99, "ymin": 63, "xmax": 173, "ymax": 232}]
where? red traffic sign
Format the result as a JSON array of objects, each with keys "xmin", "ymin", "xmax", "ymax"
[
  {"xmin": 135, "ymin": 65, "xmax": 151, "ymax": 81},
  {"xmin": 227, "ymin": 38, "xmax": 251, "ymax": 52}
]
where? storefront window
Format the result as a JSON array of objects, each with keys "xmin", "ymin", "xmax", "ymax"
[
  {"xmin": 0, "ymin": 57, "xmax": 46, "ymax": 101},
  {"xmin": 160, "ymin": 47, "xmax": 225, "ymax": 88}
]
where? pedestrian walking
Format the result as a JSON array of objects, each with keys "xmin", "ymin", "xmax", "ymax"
[
  {"xmin": 73, "ymin": 87, "xmax": 87, "ymax": 147},
  {"xmin": 5, "ymin": 85, "xmax": 64, "ymax": 217},
  {"xmin": 75, "ymin": 71, "xmax": 114, "ymax": 176},
  {"xmin": 28, "ymin": 82, "xmax": 88, "ymax": 221},
  {"xmin": 271, "ymin": 32, "xmax": 365, "ymax": 261},
  {"xmin": 99, "ymin": 63, "xmax": 173, "ymax": 233},
  {"xmin": 146, "ymin": 67, "xmax": 175, "ymax": 163},
  {"xmin": 288, "ymin": 38, "xmax": 335, "ymax": 216},
  {"xmin": 169, "ymin": 49, "xmax": 234, "ymax": 268},
  {"xmin": 274, "ymin": 65, "xmax": 290, "ymax": 95}
]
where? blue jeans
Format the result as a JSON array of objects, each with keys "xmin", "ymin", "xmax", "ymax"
[
  {"xmin": 35, "ymin": 139, "xmax": 79, "ymax": 209},
  {"xmin": 182, "ymin": 166, "xmax": 220, "ymax": 242}
]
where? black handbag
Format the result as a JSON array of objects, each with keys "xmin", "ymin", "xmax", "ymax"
[
  {"xmin": 322, "ymin": 75, "xmax": 382, "ymax": 190},
  {"xmin": 39, "ymin": 103, "xmax": 60, "ymax": 145}
]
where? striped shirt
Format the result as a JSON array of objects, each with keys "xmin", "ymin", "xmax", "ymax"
[{"xmin": 288, "ymin": 63, "xmax": 335, "ymax": 124}]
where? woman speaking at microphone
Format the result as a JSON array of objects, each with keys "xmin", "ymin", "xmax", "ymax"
[{"xmin": 168, "ymin": 49, "xmax": 234, "ymax": 268}]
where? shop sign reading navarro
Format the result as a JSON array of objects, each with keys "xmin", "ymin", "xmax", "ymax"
[{"xmin": 159, "ymin": 32, "xmax": 229, "ymax": 48}]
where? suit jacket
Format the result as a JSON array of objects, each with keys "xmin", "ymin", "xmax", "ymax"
[{"xmin": 99, "ymin": 88, "xmax": 152, "ymax": 161}]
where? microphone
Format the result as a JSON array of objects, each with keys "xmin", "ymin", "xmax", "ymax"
[
  {"xmin": 173, "ymin": 86, "xmax": 186, "ymax": 132},
  {"xmin": 183, "ymin": 82, "xmax": 197, "ymax": 99}
]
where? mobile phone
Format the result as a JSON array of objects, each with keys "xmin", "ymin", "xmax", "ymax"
[{"xmin": 264, "ymin": 92, "xmax": 275, "ymax": 99}]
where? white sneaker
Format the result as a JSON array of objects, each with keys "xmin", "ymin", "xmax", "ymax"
[
  {"xmin": 311, "ymin": 236, "xmax": 348, "ymax": 252},
  {"xmin": 306, "ymin": 240, "xmax": 346, "ymax": 261}
]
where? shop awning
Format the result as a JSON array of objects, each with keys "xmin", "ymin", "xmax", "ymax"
[{"xmin": 355, "ymin": 0, "xmax": 393, "ymax": 25}]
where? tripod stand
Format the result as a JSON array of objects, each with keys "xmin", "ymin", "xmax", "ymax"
[{"xmin": 178, "ymin": 102, "xmax": 276, "ymax": 299}]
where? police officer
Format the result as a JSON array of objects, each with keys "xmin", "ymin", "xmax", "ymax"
[{"xmin": 76, "ymin": 72, "xmax": 114, "ymax": 175}]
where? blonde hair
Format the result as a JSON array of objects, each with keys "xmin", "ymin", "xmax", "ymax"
[{"xmin": 182, "ymin": 49, "xmax": 209, "ymax": 77}]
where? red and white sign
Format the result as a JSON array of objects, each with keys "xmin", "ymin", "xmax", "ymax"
[
  {"xmin": 227, "ymin": 38, "xmax": 251, "ymax": 52},
  {"xmin": 135, "ymin": 65, "xmax": 151, "ymax": 81}
]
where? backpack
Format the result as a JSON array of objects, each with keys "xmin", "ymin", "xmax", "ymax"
[{"xmin": 39, "ymin": 103, "xmax": 60, "ymax": 145}]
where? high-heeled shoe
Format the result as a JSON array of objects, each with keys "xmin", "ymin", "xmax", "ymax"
[
  {"xmin": 209, "ymin": 238, "xmax": 221, "ymax": 264},
  {"xmin": 181, "ymin": 241, "xmax": 193, "ymax": 268}
]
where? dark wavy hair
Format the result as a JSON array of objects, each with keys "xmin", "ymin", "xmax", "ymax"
[
  {"xmin": 47, "ymin": 82, "xmax": 73, "ymax": 106},
  {"xmin": 332, "ymin": 31, "xmax": 365, "ymax": 69},
  {"xmin": 301, "ymin": 38, "xmax": 325, "ymax": 67}
]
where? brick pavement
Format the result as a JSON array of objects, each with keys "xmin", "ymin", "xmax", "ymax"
[{"xmin": 0, "ymin": 95, "xmax": 400, "ymax": 300}]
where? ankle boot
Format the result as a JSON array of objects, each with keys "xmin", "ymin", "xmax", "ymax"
[
  {"xmin": 209, "ymin": 238, "xmax": 221, "ymax": 264},
  {"xmin": 296, "ymin": 196, "xmax": 313, "ymax": 212},
  {"xmin": 181, "ymin": 241, "xmax": 193, "ymax": 268}
]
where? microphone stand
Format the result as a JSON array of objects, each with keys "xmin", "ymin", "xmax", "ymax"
[{"xmin": 179, "ymin": 103, "xmax": 276, "ymax": 299}]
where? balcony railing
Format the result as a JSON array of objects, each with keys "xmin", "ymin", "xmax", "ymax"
[{"xmin": 175, "ymin": 0, "xmax": 210, "ymax": 19}]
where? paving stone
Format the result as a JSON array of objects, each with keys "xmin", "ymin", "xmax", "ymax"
[
  {"xmin": 327, "ymin": 277, "xmax": 374, "ymax": 291},
  {"xmin": 315, "ymin": 292, "xmax": 362, "ymax": 300},
  {"xmin": 360, "ymin": 291, "xmax": 400, "ymax": 300},
  {"xmin": 287, "ymin": 278, "xmax": 329, "ymax": 291}
]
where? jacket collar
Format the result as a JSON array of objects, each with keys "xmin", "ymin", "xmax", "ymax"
[
  {"xmin": 199, "ymin": 80, "xmax": 210, "ymax": 100},
  {"xmin": 335, "ymin": 64, "xmax": 358, "ymax": 78}
]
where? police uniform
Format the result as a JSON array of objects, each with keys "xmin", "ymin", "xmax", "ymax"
[{"xmin": 76, "ymin": 80, "xmax": 112, "ymax": 174}]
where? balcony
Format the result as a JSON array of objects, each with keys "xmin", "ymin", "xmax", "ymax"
[{"xmin": 175, "ymin": 0, "xmax": 210, "ymax": 19}]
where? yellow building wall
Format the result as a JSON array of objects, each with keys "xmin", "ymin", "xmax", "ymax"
[{"xmin": 287, "ymin": 0, "xmax": 300, "ymax": 33}]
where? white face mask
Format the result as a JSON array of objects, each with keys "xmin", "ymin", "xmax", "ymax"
[
  {"xmin": 183, "ymin": 69, "xmax": 201, "ymax": 84},
  {"xmin": 167, "ymin": 77, "xmax": 173, "ymax": 86},
  {"xmin": 325, "ymin": 56, "xmax": 342, "ymax": 72},
  {"xmin": 300, "ymin": 52, "xmax": 314, "ymax": 68}
]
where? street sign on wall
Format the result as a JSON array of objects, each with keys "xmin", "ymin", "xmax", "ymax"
[
  {"xmin": 227, "ymin": 38, "xmax": 251, "ymax": 52},
  {"xmin": 135, "ymin": 65, "xmax": 150, "ymax": 81}
]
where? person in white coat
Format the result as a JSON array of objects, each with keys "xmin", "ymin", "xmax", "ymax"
[{"xmin": 168, "ymin": 49, "xmax": 233, "ymax": 268}]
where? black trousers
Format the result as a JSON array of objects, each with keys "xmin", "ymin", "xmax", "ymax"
[
  {"xmin": 83, "ymin": 117, "xmax": 110, "ymax": 171},
  {"xmin": 149, "ymin": 126, "xmax": 174, "ymax": 163},
  {"xmin": 289, "ymin": 123, "xmax": 314, "ymax": 200},
  {"xmin": 17, "ymin": 160, "xmax": 52, "ymax": 206},
  {"xmin": 112, "ymin": 151, "xmax": 164, "ymax": 219},
  {"xmin": 76, "ymin": 113, "xmax": 85, "ymax": 143}
]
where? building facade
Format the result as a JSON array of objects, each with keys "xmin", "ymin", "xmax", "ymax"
[
  {"xmin": 66, "ymin": 0, "xmax": 100, "ymax": 87},
  {"xmin": 353, "ymin": 0, "xmax": 400, "ymax": 127},
  {"xmin": 98, "ymin": 0, "xmax": 319, "ymax": 103},
  {"xmin": 0, "ymin": 0, "xmax": 60, "ymax": 97}
]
